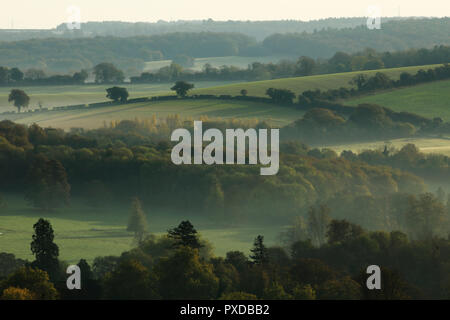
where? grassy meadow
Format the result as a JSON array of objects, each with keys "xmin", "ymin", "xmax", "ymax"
[
  {"xmin": 344, "ymin": 79, "xmax": 450, "ymax": 120},
  {"xmin": 192, "ymin": 64, "xmax": 446, "ymax": 97},
  {"xmin": 0, "ymin": 194, "xmax": 283, "ymax": 264},
  {"xmin": 0, "ymin": 81, "xmax": 240, "ymax": 113},
  {"xmin": 0, "ymin": 99, "xmax": 304, "ymax": 130},
  {"xmin": 1, "ymin": 63, "xmax": 443, "ymax": 116}
]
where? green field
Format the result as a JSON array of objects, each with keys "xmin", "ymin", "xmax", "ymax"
[
  {"xmin": 1, "ymin": 99, "xmax": 304, "ymax": 129},
  {"xmin": 0, "ymin": 194, "xmax": 283, "ymax": 264},
  {"xmin": 1, "ymin": 63, "xmax": 444, "ymax": 119},
  {"xmin": 325, "ymin": 137, "xmax": 450, "ymax": 157},
  {"xmin": 344, "ymin": 80, "xmax": 450, "ymax": 120},
  {"xmin": 0, "ymin": 81, "xmax": 239, "ymax": 113},
  {"xmin": 193, "ymin": 64, "xmax": 447, "ymax": 97},
  {"xmin": 144, "ymin": 55, "xmax": 295, "ymax": 72}
]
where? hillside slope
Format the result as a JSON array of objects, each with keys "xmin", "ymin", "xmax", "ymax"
[{"xmin": 193, "ymin": 64, "xmax": 446, "ymax": 97}]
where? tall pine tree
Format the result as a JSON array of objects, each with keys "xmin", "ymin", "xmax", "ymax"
[
  {"xmin": 250, "ymin": 235, "xmax": 269, "ymax": 265},
  {"xmin": 168, "ymin": 220, "xmax": 202, "ymax": 249},
  {"xmin": 30, "ymin": 218, "xmax": 60, "ymax": 280}
]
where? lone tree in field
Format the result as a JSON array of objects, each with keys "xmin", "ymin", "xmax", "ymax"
[
  {"xmin": 250, "ymin": 235, "xmax": 269, "ymax": 265},
  {"xmin": 30, "ymin": 218, "xmax": 60, "ymax": 280},
  {"xmin": 171, "ymin": 81, "xmax": 194, "ymax": 97},
  {"xmin": 240, "ymin": 89, "xmax": 248, "ymax": 96},
  {"xmin": 127, "ymin": 197, "xmax": 148, "ymax": 243},
  {"xmin": 106, "ymin": 86, "xmax": 129, "ymax": 103},
  {"xmin": 168, "ymin": 220, "xmax": 202, "ymax": 249},
  {"xmin": 8, "ymin": 89, "xmax": 30, "ymax": 113}
]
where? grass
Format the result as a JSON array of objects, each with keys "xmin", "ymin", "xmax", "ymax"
[
  {"xmin": 1, "ymin": 99, "xmax": 304, "ymax": 130},
  {"xmin": 344, "ymin": 80, "xmax": 450, "ymax": 120},
  {"xmin": 0, "ymin": 81, "xmax": 240, "ymax": 113},
  {"xmin": 0, "ymin": 194, "xmax": 284, "ymax": 264},
  {"xmin": 192, "ymin": 64, "xmax": 447, "ymax": 97},
  {"xmin": 325, "ymin": 137, "xmax": 450, "ymax": 157}
]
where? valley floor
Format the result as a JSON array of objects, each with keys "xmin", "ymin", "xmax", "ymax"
[{"xmin": 0, "ymin": 194, "xmax": 283, "ymax": 264}]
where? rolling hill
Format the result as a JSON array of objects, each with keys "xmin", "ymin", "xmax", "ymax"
[
  {"xmin": 344, "ymin": 79, "xmax": 450, "ymax": 120},
  {"xmin": 192, "ymin": 64, "xmax": 447, "ymax": 97},
  {"xmin": 1, "ymin": 99, "xmax": 303, "ymax": 130}
]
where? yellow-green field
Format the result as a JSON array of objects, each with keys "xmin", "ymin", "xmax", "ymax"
[
  {"xmin": 326, "ymin": 137, "xmax": 450, "ymax": 157},
  {"xmin": 0, "ymin": 81, "xmax": 239, "ymax": 113},
  {"xmin": 344, "ymin": 80, "xmax": 450, "ymax": 120},
  {"xmin": 1, "ymin": 99, "xmax": 303, "ymax": 130},
  {"xmin": 0, "ymin": 194, "xmax": 283, "ymax": 264},
  {"xmin": 193, "ymin": 64, "xmax": 447, "ymax": 97}
]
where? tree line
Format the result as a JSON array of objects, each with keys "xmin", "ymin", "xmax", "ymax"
[
  {"xmin": 131, "ymin": 46, "xmax": 450, "ymax": 83},
  {"xmin": 0, "ymin": 118, "xmax": 429, "ymax": 230},
  {"xmin": 0, "ymin": 214, "xmax": 449, "ymax": 300},
  {"xmin": 1, "ymin": 46, "xmax": 448, "ymax": 87},
  {"xmin": 0, "ymin": 18, "xmax": 448, "ymax": 74}
]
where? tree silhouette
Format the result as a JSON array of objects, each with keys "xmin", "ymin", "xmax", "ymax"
[
  {"xmin": 171, "ymin": 81, "xmax": 194, "ymax": 97},
  {"xmin": 168, "ymin": 220, "xmax": 202, "ymax": 249},
  {"xmin": 250, "ymin": 235, "xmax": 269, "ymax": 265},
  {"xmin": 30, "ymin": 219, "xmax": 60, "ymax": 280},
  {"xmin": 106, "ymin": 86, "xmax": 129, "ymax": 103},
  {"xmin": 8, "ymin": 89, "xmax": 30, "ymax": 113}
]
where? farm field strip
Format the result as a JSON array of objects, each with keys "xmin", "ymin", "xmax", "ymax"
[
  {"xmin": 0, "ymin": 81, "xmax": 241, "ymax": 113},
  {"xmin": 193, "ymin": 64, "xmax": 447, "ymax": 97},
  {"xmin": 0, "ymin": 99, "xmax": 304, "ymax": 129},
  {"xmin": 343, "ymin": 79, "xmax": 450, "ymax": 120}
]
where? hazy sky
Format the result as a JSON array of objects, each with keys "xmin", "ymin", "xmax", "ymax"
[{"xmin": 0, "ymin": 0, "xmax": 449, "ymax": 29}]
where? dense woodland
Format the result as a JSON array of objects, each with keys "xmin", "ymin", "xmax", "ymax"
[
  {"xmin": 1, "ymin": 117, "xmax": 449, "ymax": 229},
  {"xmin": 0, "ymin": 18, "xmax": 379, "ymax": 42},
  {"xmin": 0, "ymin": 17, "xmax": 449, "ymax": 300},
  {"xmin": 0, "ymin": 18, "xmax": 448, "ymax": 73},
  {"xmin": 1, "ymin": 45, "xmax": 448, "ymax": 87},
  {"xmin": 0, "ymin": 211, "xmax": 449, "ymax": 299},
  {"xmin": 1, "ymin": 101, "xmax": 450, "ymax": 299},
  {"xmin": 131, "ymin": 46, "xmax": 450, "ymax": 83}
]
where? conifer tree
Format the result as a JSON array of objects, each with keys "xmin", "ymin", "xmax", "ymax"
[{"xmin": 250, "ymin": 235, "xmax": 269, "ymax": 265}]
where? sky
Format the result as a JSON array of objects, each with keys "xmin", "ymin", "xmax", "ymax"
[{"xmin": 0, "ymin": 0, "xmax": 448, "ymax": 29}]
